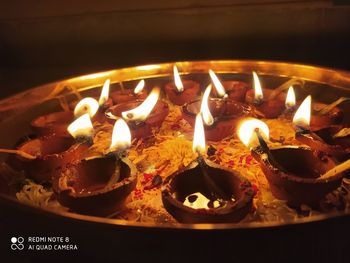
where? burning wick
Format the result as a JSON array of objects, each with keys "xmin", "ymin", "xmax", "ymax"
[
  {"xmin": 109, "ymin": 118, "xmax": 131, "ymax": 158},
  {"xmin": 134, "ymin": 79, "xmax": 145, "ymax": 94},
  {"xmin": 98, "ymin": 79, "xmax": 110, "ymax": 107},
  {"xmin": 193, "ymin": 113, "xmax": 226, "ymax": 200},
  {"xmin": 209, "ymin": 69, "xmax": 227, "ymax": 98},
  {"xmin": 74, "ymin": 97, "xmax": 99, "ymax": 118},
  {"xmin": 252, "ymin": 71, "xmax": 263, "ymax": 105},
  {"xmin": 67, "ymin": 113, "xmax": 94, "ymax": 144},
  {"xmin": 292, "ymin": 95, "xmax": 311, "ymax": 132},
  {"xmin": 285, "ymin": 86, "xmax": 296, "ymax": 111},
  {"xmin": 200, "ymin": 84, "xmax": 214, "ymax": 126},
  {"xmin": 173, "ymin": 66, "xmax": 184, "ymax": 93}
]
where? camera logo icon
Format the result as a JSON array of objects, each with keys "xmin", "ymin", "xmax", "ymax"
[{"xmin": 11, "ymin": 237, "xmax": 24, "ymax": 250}]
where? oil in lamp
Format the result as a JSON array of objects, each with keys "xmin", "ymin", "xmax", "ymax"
[
  {"xmin": 162, "ymin": 113, "xmax": 255, "ymax": 223},
  {"xmin": 182, "ymin": 85, "xmax": 251, "ymax": 141},
  {"xmin": 13, "ymin": 114, "xmax": 94, "ymax": 183},
  {"xmin": 53, "ymin": 118, "xmax": 137, "ymax": 216},
  {"xmin": 164, "ymin": 65, "xmax": 200, "ymax": 105},
  {"xmin": 294, "ymin": 96, "xmax": 350, "ymax": 160},
  {"xmin": 110, "ymin": 79, "xmax": 148, "ymax": 104},
  {"xmin": 238, "ymin": 118, "xmax": 346, "ymax": 207},
  {"xmin": 209, "ymin": 69, "xmax": 248, "ymax": 102},
  {"xmin": 106, "ymin": 87, "xmax": 169, "ymax": 139}
]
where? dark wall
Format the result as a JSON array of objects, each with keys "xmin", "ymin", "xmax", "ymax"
[{"xmin": 1, "ymin": 1, "xmax": 350, "ymax": 98}]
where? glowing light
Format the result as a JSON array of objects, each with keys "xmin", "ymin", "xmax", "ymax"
[
  {"xmin": 192, "ymin": 114, "xmax": 206, "ymax": 155},
  {"xmin": 293, "ymin": 95, "xmax": 311, "ymax": 130},
  {"xmin": 173, "ymin": 65, "xmax": 184, "ymax": 92},
  {"xmin": 67, "ymin": 113, "xmax": 94, "ymax": 139},
  {"xmin": 74, "ymin": 97, "xmax": 99, "ymax": 118},
  {"xmin": 238, "ymin": 118, "xmax": 269, "ymax": 148},
  {"xmin": 209, "ymin": 69, "xmax": 227, "ymax": 98},
  {"xmin": 200, "ymin": 85, "xmax": 214, "ymax": 126},
  {"xmin": 110, "ymin": 118, "xmax": 131, "ymax": 152},
  {"xmin": 122, "ymin": 87, "xmax": 160, "ymax": 122},
  {"xmin": 134, "ymin": 79, "xmax": 145, "ymax": 94},
  {"xmin": 285, "ymin": 86, "xmax": 296, "ymax": 109},
  {"xmin": 99, "ymin": 79, "xmax": 110, "ymax": 106},
  {"xmin": 253, "ymin": 71, "xmax": 263, "ymax": 102}
]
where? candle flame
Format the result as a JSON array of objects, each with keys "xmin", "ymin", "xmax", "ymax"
[
  {"xmin": 173, "ymin": 65, "xmax": 184, "ymax": 92},
  {"xmin": 134, "ymin": 79, "xmax": 145, "ymax": 94},
  {"xmin": 285, "ymin": 86, "xmax": 296, "ymax": 109},
  {"xmin": 99, "ymin": 79, "xmax": 110, "ymax": 106},
  {"xmin": 110, "ymin": 118, "xmax": 131, "ymax": 152},
  {"xmin": 192, "ymin": 114, "xmax": 206, "ymax": 155},
  {"xmin": 238, "ymin": 118, "xmax": 269, "ymax": 148},
  {"xmin": 253, "ymin": 71, "xmax": 263, "ymax": 102},
  {"xmin": 122, "ymin": 87, "xmax": 160, "ymax": 122},
  {"xmin": 74, "ymin": 97, "xmax": 99, "ymax": 118},
  {"xmin": 293, "ymin": 95, "xmax": 311, "ymax": 130},
  {"xmin": 209, "ymin": 69, "xmax": 227, "ymax": 98},
  {"xmin": 200, "ymin": 84, "xmax": 214, "ymax": 126},
  {"xmin": 67, "ymin": 113, "xmax": 94, "ymax": 139}
]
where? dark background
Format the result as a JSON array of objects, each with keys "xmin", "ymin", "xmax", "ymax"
[
  {"xmin": 1, "ymin": 1, "xmax": 350, "ymax": 262},
  {"xmin": 1, "ymin": 0, "xmax": 350, "ymax": 99}
]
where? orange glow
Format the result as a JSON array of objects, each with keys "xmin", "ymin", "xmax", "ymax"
[
  {"xmin": 293, "ymin": 95, "xmax": 311, "ymax": 129},
  {"xmin": 134, "ymin": 79, "xmax": 145, "ymax": 94},
  {"xmin": 209, "ymin": 69, "xmax": 227, "ymax": 98},
  {"xmin": 74, "ymin": 97, "xmax": 99, "ymax": 118},
  {"xmin": 110, "ymin": 118, "xmax": 131, "ymax": 152},
  {"xmin": 238, "ymin": 118, "xmax": 269, "ymax": 148},
  {"xmin": 285, "ymin": 86, "xmax": 296, "ymax": 109},
  {"xmin": 252, "ymin": 71, "xmax": 263, "ymax": 102},
  {"xmin": 99, "ymin": 79, "xmax": 110, "ymax": 106},
  {"xmin": 173, "ymin": 65, "xmax": 184, "ymax": 92},
  {"xmin": 122, "ymin": 87, "xmax": 160, "ymax": 122},
  {"xmin": 200, "ymin": 84, "xmax": 214, "ymax": 126},
  {"xmin": 192, "ymin": 114, "xmax": 206, "ymax": 155},
  {"xmin": 67, "ymin": 113, "xmax": 94, "ymax": 139}
]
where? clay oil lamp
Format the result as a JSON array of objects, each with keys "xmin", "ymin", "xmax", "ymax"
[
  {"xmin": 182, "ymin": 85, "xmax": 251, "ymax": 141},
  {"xmin": 294, "ymin": 96, "xmax": 350, "ymax": 160},
  {"xmin": 106, "ymin": 87, "xmax": 169, "ymax": 139},
  {"xmin": 110, "ymin": 79, "xmax": 148, "ymax": 104},
  {"xmin": 209, "ymin": 69, "xmax": 248, "ymax": 102},
  {"xmin": 8, "ymin": 114, "xmax": 94, "ymax": 183},
  {"xmin": 164, "ymin": 65, "xmax": 200, "ymax": 105},
  {"xmin": 245, "ymin": 73, "xmax": 304, "ymax": 119},
  {"xmin": 69, "ymin": 79, "xmax": 113, "ymax": 111},
  {"xmin": 53, "ymin": 118, "xmax": 137, "ymax": 216},
  {"xmin": 309, "ymin": 97, "xmax": 347, "ymax": 131},
  {"xmin": 162, "ymin": 113, "xmax": 255, "ymax": 223},
  {"xmin": 238, "ymin": 118, "xmax": 346, "ymax": 207}
]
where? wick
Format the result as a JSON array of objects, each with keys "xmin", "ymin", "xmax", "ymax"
[
  {"xmin": 254, "ymin": 129, "xmax": 286, "ymax": 172},
  {"xmin": 74, "ymin": 136, "xmax": 94, "ymax": 146},
  {"xmin": 196, "ymin": 154, "xmax": 227, "ymax": 200},
  {"xmin": 319, "ymin": 159, "xmax": 350, "ymax": 180},
  {"xmin": 253, "ymin": 97, "xmax": 263, "ymax": 106},
  {"xmin": 0, "ymin": 149, "xmax": 36, "ymax": 160},
  {"xmin": 295, "ymin": 127, "xmax": 325, "ymax": 143}
]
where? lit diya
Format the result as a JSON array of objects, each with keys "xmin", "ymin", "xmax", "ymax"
[
  {"xmin": 164, "ymin": 65, "xmax": 200, "ymax": 105},
  {"xmin": 8, "ymin": 114, "xmax": 94, "ymax": 183},
  {"xmin": 245, "ymin": 72, "xmax": 304, "ymax": 118},
  {"xmin": 110, "ymin": 79, "xmax": 148, "ymax": 104},
  {"xmin": 209, "ymin": 69, "xmax": 248, "ymax": 102},
  {"xmin": 53, "ymin": 118, "xmax": 137, "ymax": 216},
  {"xmin": 106, "ymin": 87, "xmax": 169, "ymax": 139},
  {"xmin": 294, "ymin": 96, "xmax": 350, "ymax": 160},
  {"xmin": 182, "ymin": 85, "xmax": 251, "ymax": 141},
  {"xmin": 238, "ymin": 118, "xmax": 346, "ymax": 207},
  {"xmin": 162, "ymin": 114, "xmax": 255, "ymax": 223}
]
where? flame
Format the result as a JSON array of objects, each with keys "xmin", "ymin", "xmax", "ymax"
[
  {"xmin": 110, "ymin": 118, "xmax": 131, "ymax": 152},
  {"xmin": 200, "ymin": 85, "xmax": 214, "ymax": 126},
  {"xmin": 67, "ymin": 113, "xmax": 94, "ymax": 139},
  {"xmin": 192, "ymin": 114, "xmax": 206, "ymax": 154},
  {"xmin": 293, "ymin": 95, "xmax": 311, "ymax": 129},
  {"xmin": 285, "ymin": 86, "xmax": 296, "ymax": 109},
  {"xmin": 122, "ymin": 87, "xmax": 160, "ymax": 122},
  {"xmin": 252, "ymin": 71, "xmax": 263, "ymax": 102},
  {"xmin": 74, "ymin": 97, "xmax": 99, "ymax": 118},
  {"xmin": 238, "ymin": 118, "xmax": 269, "ymax": 148},
  {"xmin": 134, "ymin": 79, "xmax": 145, "ymax": 94},
  {"xmin": 173, "ymin": 65, "xmax": 184, "ymax": 92},
  {"xmin": 209, "ymin": 69, "xmax": 227, "ymax": 98},
  {"xmin": 99, "ymin": 79, "xmax": 110, "ymax": 106}
]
